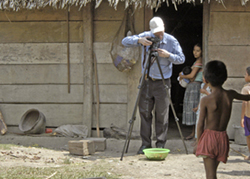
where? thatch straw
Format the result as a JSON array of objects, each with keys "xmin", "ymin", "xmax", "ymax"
[{"xmin": 0, "ymin": 0, "xmax": 248, "ymax": 11}]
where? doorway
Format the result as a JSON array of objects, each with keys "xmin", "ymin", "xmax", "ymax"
[{"xmin": 154, "ymin": 2, "xmax": 203, "ymax": 135}]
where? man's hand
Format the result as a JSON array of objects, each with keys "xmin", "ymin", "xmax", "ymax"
[
  {"xmin": 138, "ymin": 37, "xmax": 152, "ymax": 46},
  {"xmin": 157, "ymin": 48, "xmax": 170, "ymax": 58}
]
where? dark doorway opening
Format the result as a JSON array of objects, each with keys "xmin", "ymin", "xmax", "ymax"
[{"xmin": 154, "ymin": 2, "xmax": 203, "ymax": 137}]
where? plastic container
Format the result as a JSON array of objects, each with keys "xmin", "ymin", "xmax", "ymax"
[
  {"xmin": 19, "ymin": 109, "xmax": 46, "ymax": 134},
  {"xmin": 45, "ymin": 128, "xmax": 53, "ymax": 133},
  {"xmin": 143, "ymin": 148, "xmax": 170, "ymax": 160}
]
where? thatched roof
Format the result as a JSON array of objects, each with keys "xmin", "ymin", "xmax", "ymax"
[{"xmin": 0, "ymin": 0, "xmax": 249, "ymax": 11}]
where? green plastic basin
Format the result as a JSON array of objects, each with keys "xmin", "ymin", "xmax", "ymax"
[{"xmin": 143, "ymin": 148, "xmax": 170, "ymax": 160}]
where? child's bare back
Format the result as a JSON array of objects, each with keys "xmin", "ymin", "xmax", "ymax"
[{"xmin": 201, "ymin": 87, "xmax": 240, "ymax": 132}]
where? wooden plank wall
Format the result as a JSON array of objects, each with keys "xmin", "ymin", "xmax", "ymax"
[
  {"xmin": 209, "ymin": 0, "xmax": 250, "ymax": 139},
  {"xmin": 0, "ymin": 2, "xmax": 140, "ymax": 134}
]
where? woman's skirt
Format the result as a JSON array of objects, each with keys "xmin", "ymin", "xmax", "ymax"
[{"xmin": 182, "ymin": 82, "xmax": 201, "ymax": 126}]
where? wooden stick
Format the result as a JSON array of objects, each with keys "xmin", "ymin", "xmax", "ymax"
[
  {"xmin": 94, "ymin": 52, "xmax": 100, "ymax": 137},
  {"xmin": 230, "ymin": 147, "xmax": 247, "ymax": 158},
  {"xmin": 0, "ymin": 110, "xmax": 7, "ymax": 135},
  {"xmin": 46, "ymin": 171, "xmax": 57, "ymax": 179},
  {"xmin": 67, "ymin": 7, "xmax": 70, "ymax": 93}
]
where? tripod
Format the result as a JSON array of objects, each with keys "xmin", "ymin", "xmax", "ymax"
[{"xmin": 120, "ymin": 45, "xmax": 188, "ymax": 161}]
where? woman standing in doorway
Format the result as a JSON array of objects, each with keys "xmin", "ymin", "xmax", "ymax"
[{"xmin": 179, "ymin": 43, "xmax": 203, "ymax": 140}]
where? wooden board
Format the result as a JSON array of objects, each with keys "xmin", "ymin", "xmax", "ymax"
[
  {"xmin": 0, "ymin": 84, "xmax": 127, "ymax": 103},
  {"xmin": 0, "ymin": 104, "xmax": 127, "ymax": 127},
  {"xmin": 94, "ymin": 21, "xmax": 122, "ymax": 42},
  {"xmin": 210, "ymin": 0, "xmax": 247, "ymax": 12},
  {"xmin": 94, "ymin": 64, "xmax": 128, "ymax": 85},
  {"xmin": 0, "ymin": 64, "xmax": 126, "ymax": 84},
  {"xmin": 0, "ymin": 21, "xmax": 121, "ymax": 43},
  {"xmin": 68, "ymin": 140, "xmax": 95, "ymax": 156},
  {"xmin": 0, "ymin": 42, "xmax": 115, "ymax": 64},
  {"xmin": 0, "ymin": 43, "xmax": 83, "ymax": 64},
  {"xmin": 209, "ymin": 12, "xmax": 250, "ymax": 46},
  {"xmin": 85, "ymin": 137, "xmax": 106, "ymax": 151},
  {"xmin": 92, "ymin": 104, "xmax": 127, "ymax": 129},
  {"xmin": 223, "ymin": 78, "xmax": 246, "ymax": 93},
  {"xmin": 0, "ymin": 22, "xmax": 83, "ymax": 43},
  {"xmin": 0, "ymin": 64, "xmax": 83, "ymax": 84},
  {"xmin": 93, "ymin": 42, "xmax": 113, "ymax": 64},
  {"xmin": 208, "ymin": 45, "xmax": 250, "ymax": 76}
]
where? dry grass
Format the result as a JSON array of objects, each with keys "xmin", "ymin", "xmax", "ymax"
[
  {"xmin": 0, "ymin": 165, "xmax": 119, "ymax": 179},
  {"xmin": 0, "ymin": 144, "xmax": 121, "ymax": 179}
]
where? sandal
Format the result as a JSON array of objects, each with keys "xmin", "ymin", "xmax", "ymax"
[
  {"xmin": 244, "ymin": 156, "xmax": 250, "ymax": 160},
  {"xmin": 184, "ymin": 135, "xmax": 194, "ymax": 140}
]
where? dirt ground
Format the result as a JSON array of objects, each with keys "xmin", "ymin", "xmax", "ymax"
[{"xmin": 0, "ymin": 137, "xmax": 250, "ymax": 179}]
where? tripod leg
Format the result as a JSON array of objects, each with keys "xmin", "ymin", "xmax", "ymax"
[
  {"xmin": 154, "ymin": 56, "xmax": 188, "ymax": 154},
  {"xmin": 120, "ymin": 53, "xmax": 151, "ymax": 161},
  {"xmin": 168, "ymin": 92, "xmax": 188, "ymax": 154},
  {"xmin": 125, "ymin": 119, "xmax": 135, "ymax": 153},
  {"xmin": 120, "ymin": 84, "xmax": 142, "ymax": 161},
  {"xmin": 120, "ymin": 119, "xmax": 135, "ymax": 160}
]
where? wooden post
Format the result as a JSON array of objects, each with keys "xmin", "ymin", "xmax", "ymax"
[
  {"xmin": 83, "ymin": 2, "xmax": 94, "ymax": 137},
  {"xmin": 144, "ymin": 6, "xmax": 153, "ymax": 31},
  {"xmin": 203, "ymin": 0, "xmax": 210, "ymax": 65},
  {"xmin": 126, "ymin": 6, "xmax": 153, "ymax": 132}
]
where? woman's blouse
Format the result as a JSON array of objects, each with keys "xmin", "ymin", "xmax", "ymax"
[{"xmin": 193, "ymin": 62, "xmax": 203, "ymax": 82}]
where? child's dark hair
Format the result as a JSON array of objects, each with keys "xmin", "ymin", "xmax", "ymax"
[
  {"xmin": 204, "ymin": 60, "xmax": 227, "ymax": 86},
  {"xmin": 182, "ymin": 66, "xmax": 192, "ymax": 75},
  {"xmin": 246, "ymin": 66, "xmax": 250, "ymax": 76}
]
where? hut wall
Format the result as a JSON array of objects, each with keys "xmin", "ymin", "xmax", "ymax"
[
  {"xmin": 208, "ymin": 0, "xmax": 250, "ymax": 139},
  {"xmin": 0, "ymin": 2, "xmax": 144, "ymax": 135}
]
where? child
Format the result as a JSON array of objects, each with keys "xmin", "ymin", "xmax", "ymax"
[
  {"xmin": 177, "ymin": 66, "xmax": 192, "ymax": 88},
  {"xmin": 240, "ymin": 66, "xmax": 250, "ymax": 160},
  {"xmin": 194, "ymin": 60, "xmax": 250, "ymax": 179},
  {"xmin": 193, "ymin": 80, "xmax": 211, "ymax": 140}
]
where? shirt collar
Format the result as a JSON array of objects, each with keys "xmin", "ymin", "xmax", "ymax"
[{"xmin": 151, "ymin": 32, "xmax": 167, "ymax": 44}]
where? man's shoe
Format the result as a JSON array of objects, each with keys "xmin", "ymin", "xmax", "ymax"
[
  {"xmin": 156, "ymin": 144, "xmax": 165, "ymax": 148},
  {"xmin": 156, "ymin": 146, "xmax": 164, "ymax": 148},
  {"xmin": 137, "ymin": 145, "xmax": 151, "ymax": 154}
]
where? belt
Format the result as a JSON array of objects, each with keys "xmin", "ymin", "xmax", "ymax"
[{"xmin": 145, "ymin": 74, "xmax": 168, "ymax": 81}]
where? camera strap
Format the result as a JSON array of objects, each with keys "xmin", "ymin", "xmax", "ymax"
[{"xmin": 142, "ymin": 46, "xmax": 147, "ymax": 67}]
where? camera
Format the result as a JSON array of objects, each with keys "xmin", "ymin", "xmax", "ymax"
[
  {"xmin": 146, "ymin": 36, "xmax": 161, "ymax": 44},
  {"xmin": 147, "ymin": 36, "xmax": 161, "ymax": 57}
]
